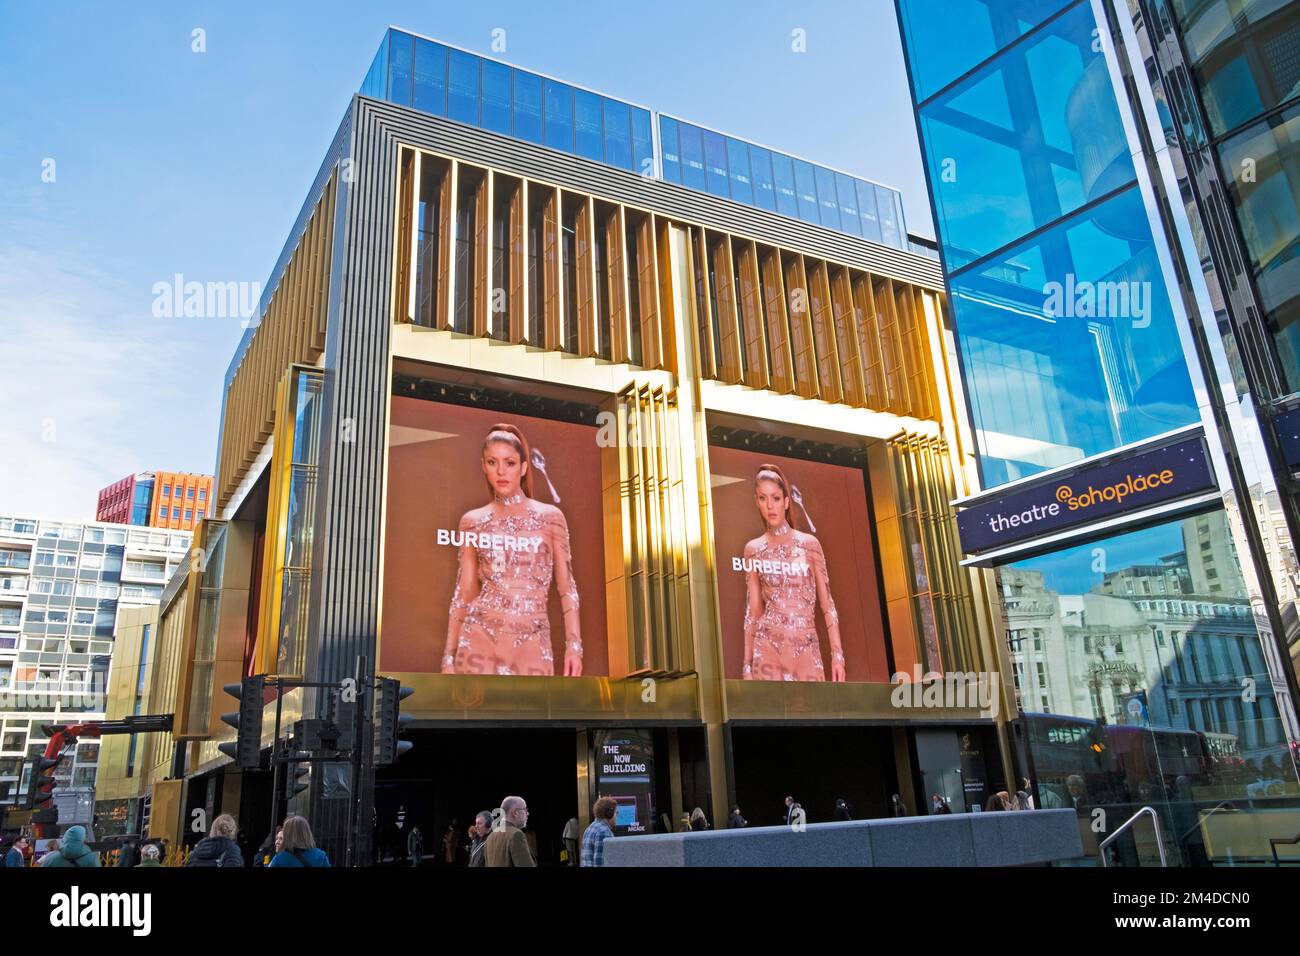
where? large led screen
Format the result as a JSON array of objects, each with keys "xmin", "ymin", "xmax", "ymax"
[
  {"xmin": 709, "ymin": 445, "xmax": 889, "ymax": 682},
  {"xmin": 381, "ymin": 396, "xmax": 608, "ymax": 677}
]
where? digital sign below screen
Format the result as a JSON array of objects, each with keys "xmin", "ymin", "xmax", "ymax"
[
  {"xmin": 381, "ymin": 396, "xmax": 608, "ymax": 677},
  {"xmin": 708, "ymin": 445, "xmax": 890, "ymax": 683},
  {"xmin": 594, "ymin": 731, "xmax": 654, "ymax": 835}
]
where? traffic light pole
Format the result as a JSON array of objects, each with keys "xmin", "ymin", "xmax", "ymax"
[
  {"xmin": 268, "ymin": 683, "xmax": 285, "ymax": 842},
  {"xmin": 345, "ymin": 655, "xmax": 369, "ymax": 869}
]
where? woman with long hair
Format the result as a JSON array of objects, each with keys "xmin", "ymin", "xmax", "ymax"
[
  {"xmin": 741, "ymin": 464, "xmax": 845, "ymax": 682},
  {"xmin": 440, "ymin": 423, "xmax": 583, "ymax": 676}
]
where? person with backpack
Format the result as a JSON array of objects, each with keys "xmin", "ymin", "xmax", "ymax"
[
  {"xmin": 186, "ymin": 813, "xmax": 244, "ymax": 868},
  {"xmin": 40, "ymin": 825, "xmax": 100, "ymax": 868},
  {"xmin": 267, "ymin": 815, "xmax": 331, "ymax": 867}
]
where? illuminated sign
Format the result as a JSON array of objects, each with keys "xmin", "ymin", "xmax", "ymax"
[
  {"xmin": 956, "ymin": 435, "xmax": 1216, "ymax": 556},
  {"xmin": 593, "ymin": 730, "xmax": 654, "ymax": 835}
]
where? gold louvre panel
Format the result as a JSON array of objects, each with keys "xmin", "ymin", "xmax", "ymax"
[
  {"xmin": 374, "ymin": 145, "xmax": 988, "ymax": 723},
  {"xmin": 216, "ymin": 172, "xmax": 336, "ymax": 510},
  {"xmin": 392, "ymin": 145, "xmax": 943, "ymax": 421}
]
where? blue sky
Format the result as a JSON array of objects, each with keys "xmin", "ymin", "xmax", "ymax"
[{"xmin": 0, "ymin": 0, "xmax": 930, "ymax": 520}]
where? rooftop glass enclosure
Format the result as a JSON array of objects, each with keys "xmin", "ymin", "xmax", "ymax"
[{"xmin": 361, "ymin": 28, "xmax": 911, "ymax": 250}]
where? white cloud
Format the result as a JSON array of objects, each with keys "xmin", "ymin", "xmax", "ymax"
[{"xmin": 0, "ymin": 242, "xmax": 213, "ymax": 520}]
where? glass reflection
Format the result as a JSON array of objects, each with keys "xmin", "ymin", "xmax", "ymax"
[
  {"xmin": 951, "ymin": 186, "xmax": 1199, "ymax": 485},
  {"xmin": 413, "ymin": 39, "xmax": 447, "ymax": 116},
  {"xmin": 480, "ymin": 59, "xmax": 511, "ymax": 134},
  {"xmin": 898, "ymin": 0, "xmax": 1075, "ymax": 102},
  {"xmin": 1218, "ymin": 103, "xmax": 1300, "ymax": 393},
  {"xmin": 447, "ymin": 49, "xmax": 480, "ymax": 125},
  {"xmin": 544, "ymin": 80, "xmax": 574, "ymax": 152},
  {"xmin": 575, "ymin": 89, "xmax": 603, "ymax": 161},
  {"xmin": 1004, "ymin": 511, "xmax": 1299, "ymax": 866},
  {"xmin": 918, "ymin": 1, "xmax": 1134, "ymax": 270}
]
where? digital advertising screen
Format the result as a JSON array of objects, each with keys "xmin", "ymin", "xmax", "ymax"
[
  {"xmin": 593, "ymin": 730, "xmax": 654, "ymax": 835},
  {"xmin": 708, "ymin": 444, "xmax": 890, "ymax": 682},
  {"xmin": 380, "ymin": 396, "xmax": 609, "ymax": 677}
]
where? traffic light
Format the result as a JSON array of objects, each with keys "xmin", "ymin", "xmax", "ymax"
[
  {"xmin": 26, "ymin": 749, "xmax": 61, "ymax": 822},
  {"xmin": 374, "ymin": 678, "xmax": 413, "ymax": 766},
  {"xmin": 288, "ymin": 759, "xmax": 310, "ymax": 798},
  {"xmin": 1087, "ymin": 725, "xmax": 1108, "ymax": 755},
  {"xmin": 217, "ymin": 675, "xmax": 266, "ymax": 768}
]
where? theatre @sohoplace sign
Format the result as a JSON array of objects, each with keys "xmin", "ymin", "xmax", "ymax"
[{"xmin": 955, "ymin": 436, "xmax": 1217, "ymax": 556}]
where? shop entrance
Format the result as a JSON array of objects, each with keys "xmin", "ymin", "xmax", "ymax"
[
  {"xmin": 374, "ymin": 727, "xmax": 579, "ymax": 867},
  {"xmin": 729, "ymin": 725, "xmax": 896, "ymax": 825}
]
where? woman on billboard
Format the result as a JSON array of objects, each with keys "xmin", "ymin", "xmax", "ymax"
[
  {"xmin": 439, "ymin": 423, "xmax": 583, "ymax": 676},
  {"xmin": 741, "ymin": 464, "xmax": 845, "ymax": 682}
]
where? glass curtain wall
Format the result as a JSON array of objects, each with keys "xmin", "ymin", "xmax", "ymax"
[
  {"xmin": 1159, "ymin": 0, "xmax": 1300, "ymax": 395},
  {"xmin": 901, "ymin": 0, "xmax": 1199, "ymax": 486},
  {"xmin": 1005, "ymin": 511, "xmax": 1298, "ymax": 865}
]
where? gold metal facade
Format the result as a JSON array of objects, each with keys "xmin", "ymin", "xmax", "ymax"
[
  {"xmin": 149, "ymin": 132, "xmax": 1004, "ymax": 834},
  {"xmin": 216, "ymin": 173, "xmax": 336, "ymax": 511},
  {"xmin": 384, "ymin": 144, "xmax": 997, "ymax": 732}
]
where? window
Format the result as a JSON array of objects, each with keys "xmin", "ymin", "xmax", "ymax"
[
  {"xmin": 701, "ymin": 129, "xmax": 729, "ymax": 198},
  {"xmin": 631, "ymin": 108, "xmax": 653, "ymax": 176},
  {"xmin": 159, "ymin": 507, "xmax": 167, "ymax": 519},
  {"xmin": 793, "ymin": 159, "xmax": 820, "ymax": 223},
  {"xmin": 916, "ymin": 1, "xmax": 1134, "ymax": 270},
  {"xmin": 480, "ymin": 58, "xmax": 511, "ymax": 134},
  {"xmin": 543, "ymin": 80, "xmax": 574, "ymax": 152},
  {"xmin": 186, "ymin": 486, "xmax": 195, "ymax": 499},
  {"xmin": 1218, "ymin": 102, "xmax": 1300, "ymax": 392},
  {"xmin": 161, "ymin": 484, "xmax": 171, "ymax": 497},
  {"xmin": 897, "ymin": 0, "xmax": 1074, "ymax": 102},
  {"xmin": 575, "ymin": 90, "xmax": 603, "ymax": 162},
  {"xmin": 388, "ymin": 30, "xmax": 413, "ymax": 106},
  {"xmin": 413, "ymin": 37, "xmax": 447, "ymax": 115},
  {"xmin": 678, "ymin": 122, "xmax": 706, "ymax": 192},
  {"xmin": 512, "ymin": 70, "xmax": 542, "ymax": 144},
  {"xmin": 949, "ymin": 186, "xmax": 1198, "ymax": 486},
  {"xmin": 602, "ymin": 98, "xmax": 632, "ymax": 170},
  {"xmin": 447, "ymin": 49, "xmax": 480, "ymax": 125},
  {"xmin": 750, "ymin": 146, "xmax": 776, "ymax": 211},
  {"xmin": 198, "ymin": 488, "xmax": 206, "ymax": 502},
  {"xmin": 184, "ymin": 510, "xmax": 193, "ymax": 522},
  {"xmin": 726, "ymin": 138, "xmax": 753, "ymax": 205},
  {"xmin": 171, "ymin": 508, "xmax": 180, "ymax": 520}
]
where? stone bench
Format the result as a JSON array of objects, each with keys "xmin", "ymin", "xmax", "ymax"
[{"xmin": 602, "ymin": 809, "xmax": 1084, "ymax": 867}]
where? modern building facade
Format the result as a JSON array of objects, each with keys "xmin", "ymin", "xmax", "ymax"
[
  {"xmin": 896, "ymin": 0, "xmax": 1300, "ymax": 864},
  {"xmin": 0, "ymin": 515, "xmax": 189, "ymax": 834},
  {"xmin": 96, "ymin": 473, "xmax": 156, "ymax": 527},
  {"xmin": 134, "ymin": 27, "xmax": 1014, "ymax": 864},
  {"xmin": 97, "ymin": 471, "xmax": 214, "ymax": 532}
]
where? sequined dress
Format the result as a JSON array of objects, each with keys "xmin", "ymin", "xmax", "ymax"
[
  {"xmin": 743, "ymin": 532, "xmax": 841, "ymax": 681},
  {"xmin": 445, "ymin": 501, "xmax": 581, "ymax": 676}
]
